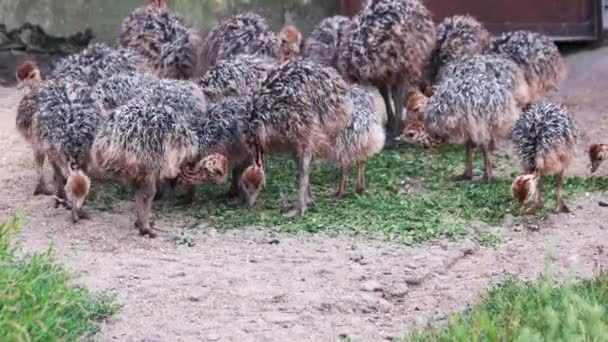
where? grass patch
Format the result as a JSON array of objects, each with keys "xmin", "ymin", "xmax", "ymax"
[
  {"xmin": 0, "ymin": 217, "xmax": 120, "ymax": 341},
  {"xmin": 189, "ymin": 145, "xmax": 608, "ymax": 244},
  {"xmin": 407, "ymin": 273, "xmax": 608, "ymax": 341}
]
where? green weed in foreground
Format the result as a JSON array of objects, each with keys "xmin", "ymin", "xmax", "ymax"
[
  {"xmin": 0, "ymin": 217, "xmax": 120, "ymax": 341},
  {"xmin": 407, "ymin": 273, "xmax": 608, "ymax": 341},
  {"xmin": 190, "ymin": 145, "xmax": 608, "ymax": 244}
]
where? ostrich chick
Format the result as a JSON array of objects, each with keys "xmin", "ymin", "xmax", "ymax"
[
  {"xmin": 15, "ymin": 61, "xmax": 52, "ymax": 195},
  {"xmin": 200, "ymin": 12, "xmax": 280, "ymax": 72},
  {"xmin": 486, "ymin": 30, "xmax": 566, "ymax": 103},
  {"xmin": 398, "ymin": 89, "xmax": 438, "ymax": 149},
  {"xmin": 337, "ymin": 0, "xmax": 436, "ymax": 144},
  {"xmin": 119, "ymin": 0, "xmax": 201, "ymax": 79},
  {"xmin": 197, "ymin": 54, "xmax": 276, "ymax": 102},
  {"xmin": 303, "ymin": 15, "xmax": 351, "ymax": 69},
  {"xmin": 511, "ymin": 102, "xmax": 578, "ymax": 213},
  {"xmin": 589, "ymin": 144, "xmax": 608, "ymax": 173},
  {"xmin": 424, "ymin": 73, "xmax": 518, "ymax": 182},
  {"xmin": 92, "ymin": 88, "xmax": 223, "ymax": 237},
  {"xmin": 31, "ymin": 78, "xmax": 100, "ymax": 222},
  {"xmin": 326, "ymin": 85, "xmax": 385, "ymax": 197},
  {"xmin": 239, "ymin": 59, "xmax": 353, "ymax": 217},
  {"xmin": 279, "ymin": 25, "xmax": 302, "ymax": 62},
  {"xmin": 426, "ymin": 15, "xmax": 492, "ymax": 86}
]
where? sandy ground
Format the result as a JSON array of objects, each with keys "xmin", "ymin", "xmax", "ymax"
[{"xmin": 0, "ymin": 46, "xmax": 608, "ymax": 342}]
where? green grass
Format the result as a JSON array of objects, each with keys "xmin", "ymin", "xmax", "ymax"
[
  {"xmin": 407, "ymin": 273, "xmax": 608, "ymax": 341},
  {"xmin": 0, "ymin": 217, "xmax": 120, "ymax": 341},
  {"xmin": 187, "ymin": 144, "xmax": 608, "ymax": 244}
]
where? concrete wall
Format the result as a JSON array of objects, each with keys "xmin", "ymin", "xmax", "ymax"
[{"xmin": 0, "ymin": 0, "xmax": 340, "ymax": 42}]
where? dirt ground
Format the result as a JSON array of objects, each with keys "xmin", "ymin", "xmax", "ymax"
[{"xmin": 1, "ymin": 46, "xmax": 608, "ymax": 342}]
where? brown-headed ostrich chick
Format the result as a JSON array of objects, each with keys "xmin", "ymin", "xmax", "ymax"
[
  {"xmin": 337, "ymin": 0, "xmax": 436, "ymax": 145},
  {"xmin": 589, "ymin": 144, "xmax": 608, "ymax": 173},
  {"xmin": 15, "ymin": 61, "xmax": 51, "ymax": 195},
  {"xmin": 511, "ymin": 102, "xmax": 578, "ymax": 214},
  {"xmin": 303, "ymin": 15, "xmax": 351, "ymax": 69},
  {"xmin": 279, "ymin": 25, "xmax": 303, "ymax": 62},
  {"xmin": 426, "ymin": 15, "xmax": 492, "ymax": 87},
  {"xmin": 485, "ymin": 30, "xmax": 566, "ymax": 103},
  {"xmin": 93, "ymin": 87, "xmax": 227, "ymax": 237},
  {"xmin": 325, "ymin": 85, "xmax": 385, "ymax": 197},
  {"xmin": 119, "ymin": 0, "xmax": 201, "ymax": 79},
  {"xmin": 238, "ymin": 59, "xmax": 353, "ymax": 217},
  {"xmin": 424, "ymin": 71, "xmax": 518, "ymax": 182},
  {"xmin": 30, "ymin": 77, "xmax": 100, "ymax": 222},
  {"xmin": 200, "ymin": 12, "xmax": 280, "ymax": 72},
  {"xmin": 196, "ymin": 54, "xmax": 276, "ymax": 102}
]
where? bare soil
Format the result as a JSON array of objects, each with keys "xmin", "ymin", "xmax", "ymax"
[{"xmin": 1, "ymin": 46, "xmax": 608, "ymax": 342}]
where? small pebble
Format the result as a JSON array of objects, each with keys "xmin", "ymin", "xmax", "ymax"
[{"xmin": 360, "ymin": 280, "xmax": 383, "ymax": 292}]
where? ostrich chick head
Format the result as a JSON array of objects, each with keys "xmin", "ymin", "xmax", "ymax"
[
  {"xmin": 182, "ymin": 153, "xmax": 229, "ymax": 184},
  {"xmin": 511, "ymin": 173, "xmax": 539, "ymax": 208},
  {"xmin": 16, "ymin": 61, "xmax": 42, "ymax": 90},
  {"xmin": 279, "ymin": 25, "xmax": 302, "ymax": 62},
  {"xmin": 65, "ymin": 169, "xmax": 91, "ymax": 222},
  {"xmin": 589, "ymin": 144, "xmax": 608, "ymax": 173},
  {"xmin": 148, "ymin": 0, "xmax": 168, "ymax": 9},
  {"xmin": 398, "ymin": 90, "xmax": 437, "ymax": 148},
  {"xmin": 239, "ymin": 164, "xmax": 266, "ymax": 207}
]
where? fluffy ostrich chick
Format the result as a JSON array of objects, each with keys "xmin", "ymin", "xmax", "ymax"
[
  {"xmin": 424, "ymin": 72, "xmax": 518, "ymax": 182},
  {"xmin": 337, "ymin": 0, "xmax": 436, "ymax": 143},
  {"xmin": 486, "ymin": 30, "xmax": 566, "ymax": 103},
  {"xmin": 279, "ymin": 25, "xmax": 303, "ymax": 62},
  {"xmin": 511, "ymin": 102, "xmax": 578, "ymax": 214},
  {"xmin": 302, "ymin": 15, "xmax": 351, "ymax": 68},
  {"xmin": 92, "ymin": 86, "xmax": 224, "ymax": 237},
  {"xmin": 15, "ymin": 61, "xmax": 52, "ymax": 195},
  {"xmin": 589, "ymin": 144, "xmax": 608, "ymax": 173},
  {"xmin": 119, "ymin": 0, "xmax": 201, "ymax": 79},
  {"xmin": 197, "ymin": 54, "xmax": 276, "ymax": 101},
  {"xmin": 238, "ymin": 59, "xmax": 353, "ymax": 217},
  {"xmin": 426, "ymin": 15, "xmax": 492, "ymax": 86},
  {"xmin": 325, "ymin": 85, "xmax": 385, "ymax": 197},
  {"xmin": 200, "ymin": 12, "xmax": 280, "ymax": 72},
  {"xmin": 31, "ymin": 77, "xmax": 100, "ymax": 222}
]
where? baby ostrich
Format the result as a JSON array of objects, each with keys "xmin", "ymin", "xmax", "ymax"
[
  {"xmin": 119, "ymin": 0, "xmax": 201, "ymax": 79},
  {"xmin": 31, "ymin": 77, "xmax": 100, "ymax": 222},
  {"xmin": 485, "ymin": 30, "xmax": 566, "ymax": 102},
  {"xmin": 398, "ymin": 89, "xmax": 438, "ymax": 149},
  {"xmin": 337, "ymin": 0, "xmax": 436, "ymax": 145},
  {"xmin": 50, "ymin": 43, "xmax": 152, "ymax": 86},
  {"xmin": 15, "ymin": 61, "xmax": 52, "ymax": 195},
  {"xmin": 326, "ymin": 84, "xmax": 385, "ymax": 197},
  {"xmin": 424, "ymin": 72, "xmax": 518, "ymax": 182},
  {"xmin": 193, "ymin": 96, "xmax": 252, "ymax": 198},
  {"xmin": 196, "ymin": 54, "xmax": 276, "ymax": 101},
  {"xmin": 511, "ymin": 102, "xmax": 578, "ymax": 214},
  {"xmin": 92, "ymin": 87, "xmax": 225, "ymax": 237},
  {"xmin": 302, "ymin": 15, "xmax": 351, "ymax": 68},
  {"xmin": 200, "ymin": 12, "xmax": 280, "ymax": 72},
  {"xmin": 589, "ymin": 144, "xmax": 608, "ymax": 173},
  {"xmin": 426, "ymin": 15, "xmax": 492, "ymax": 86},
  {"xmin": 238, "ymin": 59, "xmax": 353, "ymax": 217},
  {"xmin": 279, "ymin": 25, "xmax": 303, "ymax": 62}
]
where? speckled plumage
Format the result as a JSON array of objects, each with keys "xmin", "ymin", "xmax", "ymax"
[
  {"xmin": 425, "ymin": 73, "xmax": 518, "ymax": 145},
  {"xmin": 437, "ymin": 54, "xmax": 529, "ymax": 106},
  {"xmin": 50, "ymin": 43, "xmax": 151, "ymax": 86},
  {"xmin": 119, "ymin": 3, "xmax": 201, "ymax": 79},
  {"xmin": 486, "ymin": 30, "xmax": 566, "ymax": 100},
  {"xmin": 337, "ymin": 0, "xmax": 435, "ymax": 84},
  {"xmin": 303, "ymin": 15, "xmax": 351, "ymax": 68},
  {"xmin": 92, "ymin": 72, "xmax": 159, "ymax": 115},
  {"xmin": 200, "ymin": 13, "xmax": 280, "ymax": 72},
  {"xmin": 427, "ymin": 15, "xmax": 492, "ymax": 84},
  {"xmin": 197, "ymin": 54, "xmax": 276, "ymax": 101},
  {"xmin": 512, "ymin": 102, "xmax": 578, "ymax": 174}
]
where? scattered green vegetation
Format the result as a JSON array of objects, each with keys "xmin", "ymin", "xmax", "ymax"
[
  {"xmin": 0, "ymin": 217, "xmax": 120, "ymax": 341},
  {"xmin": 474, "ymin": 230, "xmax": 501, "ymax": 248},
  {"xmin": 407, "ymin": 273, "xmax": 608, "ymax": 341},
  {"xmin": 189, "ymin": 145, "xmax": 608, "ymax": 244}
]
